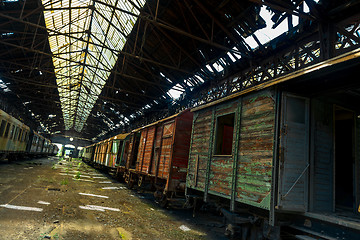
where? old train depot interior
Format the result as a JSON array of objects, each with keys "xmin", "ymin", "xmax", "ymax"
[{"xmin": 1, "ymin": 0, "xmax": 360, "ymax": 239}]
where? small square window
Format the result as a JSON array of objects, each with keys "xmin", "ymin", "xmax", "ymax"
[{"xmin": 214, "ymin": 113, "xmax": 235, "ymax": 155}]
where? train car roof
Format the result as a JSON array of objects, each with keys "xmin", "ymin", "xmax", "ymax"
[
  {"xmin": 0, "ymin": 109, "xmax": 30, "ymax": 130},
  {"xmin": 191, "ymin": 48, "xmax": 360, "ymax": 112},
  {"xmin": 131, "ymin": 109, "xmax": 190, "ymax": 133}
]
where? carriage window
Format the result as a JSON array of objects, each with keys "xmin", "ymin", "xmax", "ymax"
[
  {"xmin": 9, "ymin": 125, "xmax": 15, "ymax": 139},
  {"xmin": 4, "ymin": 123, "xmax": 10, "ymax": 138},
  {"xmin": 0, "ymin": 120, "xmax": 6, "ymax": 137},
  {"xmin": 214, "ymin": 113, "xmax": 235, "ymax": 155},
  {"xmin": 18, "ymin": 129, "xmax": 23, "ymax": 141},
  {"xmin": 112, "ymin": 140, "xmax": 119, "ymax": 154},
  {"xmin": 14, "ymin": 127, "xmax": 19, "ymax": 140},
  {"xmin": 23, "ymin": 131, "xmax": 27, "ymax": 142},
  {"xmin": 286, "ymin": 96, "xmax": 305, "ymax": 124}
]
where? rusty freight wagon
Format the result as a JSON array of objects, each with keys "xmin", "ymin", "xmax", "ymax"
[
  {"xmin": 120, "ymin": 109, "xmax": 193, "ymax": 203},
  {"xmin": 105, "ymin": 133, "xmax": 129, "ymax": 169},
  {"xmin": 82, "ymin": 144, "xmax": 96, "ymax": 163},
  {"xmin": 186, "ymin": 54, "xmax": 360, "ymax": 238}
]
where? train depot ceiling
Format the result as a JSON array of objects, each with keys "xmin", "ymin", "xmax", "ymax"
[{"xmin": 0, "ymin": 0, "xmax": 360, "ymax": 143}]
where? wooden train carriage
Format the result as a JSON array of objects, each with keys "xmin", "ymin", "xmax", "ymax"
[
  {"xmin": 186, "ymin": 89, "xmax": 275, "ymax": 212},
  {"xmin": 0, "ymin": 109, "xmax": 30, "ymax": 157},
  {"xmin": 121, "ymin": 109, "xmax": 193, "ymax": 198},
  {"xmin": 104, "ymin": 133, "xmax": 129, "ymax": 168},
  {"xmin": 42, "ymin": 139, "xmax": 51, "ymax": 154},
  {"xmin": 186, "ymin": 54, "xmax": 360, "ymax": 238},
  {"xmin": 93, "ymin": 140, "xmax": 108, "ymax": 165},
  {"xmin": 83, "ymin": 144, "xmax": 96, "ymax": 162}
]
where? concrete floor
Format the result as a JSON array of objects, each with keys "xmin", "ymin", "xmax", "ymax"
[{"xmin": 0, "ymin": 157, "xmax": 226, "ymax": 240}]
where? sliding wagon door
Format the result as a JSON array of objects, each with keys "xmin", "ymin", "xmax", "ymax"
[
  {"xmin": 278, "ymin": 93, "xmax": 310, "ymax": 211},
  {"xmin": 157, "ymin": 122, "xmax": 175, "ymax": 179}
]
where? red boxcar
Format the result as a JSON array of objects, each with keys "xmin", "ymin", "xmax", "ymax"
[{"xmin": 119, "ymin": 109, "xmax": 193, "ymax": 204}]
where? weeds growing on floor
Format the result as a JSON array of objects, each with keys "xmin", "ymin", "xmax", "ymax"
[{"xmin": 60, "ymin": 179, "xmax": 68, "ymax": 185}]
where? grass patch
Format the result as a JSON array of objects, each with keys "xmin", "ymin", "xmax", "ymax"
[
  {"xmin": 60, "ymin": 179, "xmax": 68, "ymax": 185},
  {"xmin": 75, "ymin": 171, "xmax": 81, "ymax": 179}
]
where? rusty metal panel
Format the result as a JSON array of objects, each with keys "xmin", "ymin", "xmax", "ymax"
[
  {"xmin": 136, "ymin": 126, "xmax": 156, "ymax": 174},
  {"xmin": 187, "ymin": 109, "xmax": 213, "ymax": 191},
  {"xmin": 167, "ymin": 110, "xmax": 193, "ymax": 192},
  {"xmin": 236, "ymin": 90, "xmax": 275, "ymax": 209}
]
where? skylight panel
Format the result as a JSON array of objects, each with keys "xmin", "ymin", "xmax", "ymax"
[{"xmin": 42, "ymin": 0, "xmax": 145, "ymax": 132}]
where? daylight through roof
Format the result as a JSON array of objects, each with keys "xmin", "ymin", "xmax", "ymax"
[{"xmin": 42, "ymin": 0, "xmax": 145, "ymax": 132}]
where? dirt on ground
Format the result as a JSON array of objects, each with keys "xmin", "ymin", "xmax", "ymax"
[{"xmin": 0, "ymin": 157, "xmax": 227, "ymax": 240}]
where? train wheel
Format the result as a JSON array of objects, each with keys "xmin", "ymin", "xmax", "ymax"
[{"xmin": 154, "ymin": 191, "xmax": 168, "ymax": 208}]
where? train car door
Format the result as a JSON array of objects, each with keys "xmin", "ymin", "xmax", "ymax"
[
  {"xmin": 334, "ymin": 107, "xmax": 356, "ymax": 212},
  {"xmin": 277, "ymin": 93, "xmax": 310, "ymax": 211}
]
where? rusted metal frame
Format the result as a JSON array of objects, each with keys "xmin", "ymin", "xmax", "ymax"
[
  {"xmin": 154, "ymin": 0, "xmax": 159, "ymax": 21},
  {"xmin": 14, "ymin": 93, "xmax": 60, "ymax": 106},
  {"xmin": 183, "ymin": 0, "xmax": 210, "ymax": 41},
  {"xmin": 151, "ymin": 30, "xmax": 178, "ymax": 67},
  {"xmin": 19, "ymin": 0, "xmax": 27, "ymax": 19},
  {"xmin": 172, "ymin": 0, "xmax": 203, "ymax": 68},
  {"xmin": 43, "ymin": 6, "xmax": 90, "ymax": 11},
  {"xmin": 0, "ymin": 74, "xmax": 57, "ymax": 89},
  {"xmin": 127, "ymin": 0, "xmax": 142, "ymax": 12},
  {"xmin": 127, "ymin": 38, "xmax": 183, "ymax": 86},
  {"xmin": 124, "ymin": 59, "xmax": 171, "ymax": 88},
  {"xmin": 269, "ymin": 87, "xmax": 281, "ymax": 226},
  {"xmin": 192, "ymin": 0, "xmax": 247, "ymax": 55},
  {"xmin": 272, "ymin": 0, "xmax": 306, "ymax": 29},
  {"xmin": 139, "ymin": 15, "xmax": 242, "ymax": 55},
  {"xmin": 173, "ymin": 0, "xmax": 198, "ymax": 59},
  {"xmin": 48, "ymin": 31, "xmax": 87, "ymax": 37},
  {"xmin": 93, "ymin": 8, "xmax": 128, "ymax": 40},
  {"xmin": 335, "ymin": 25, "xmax": 360, "ymax": 48},
  {"xmin": 249, "ymin": 0, "xmax": 315, "ymax": 21},
  {"xmin": 132, "ymin": 18, "xmax": 141, "ymax": 55},
  {"xmin": 204, "ymin": 109, "xmax": 215, "ymax": 202},
  {"xmin": 230, "ymin": 100, "xmax": 242, "ymax": 212},
  {"xmin": 93, "ymin": 0, "xmax": 138, "ymax": 17},
  {"xmin": 0, "ymin": 13, "xmax": 192, "ymax": 74}
]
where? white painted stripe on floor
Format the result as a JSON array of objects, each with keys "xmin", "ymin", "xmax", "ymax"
[
  {"xmin": 102, "ymin": 187, "xmax": 121, "ymax": 190},
  {"xmin": 78, "ymin": 193, "xmax": 109, "ymax": 198},
  {"xmin": 78, "ymin": 175, "xmax": 91, "ymax": 178},
  {"xmin": 37, "ymin": 201, "xmax": 50, "ymax": 205},
  {"xmin": 93, "ymin": 177, "xmax": 107, "ymax": 179},
  {"xmin": 0, "ymin": 204, "xmax": 43, "ymax": 212},
  {"xmin": 86, "ymin": 205, "xmax": 120, "ymax": 212},
  {"xmin": 99, "ymin": 181, "xmax": 112, "ymax": 184},
  {"xmin": 79, "ymin": 205, "xmax": 105, "ymax": 212},
  {"xmin": 72, "ymin": 178, "xmax": 95, "ymax": 183}
]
